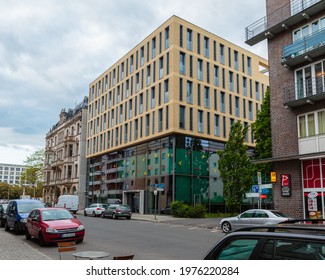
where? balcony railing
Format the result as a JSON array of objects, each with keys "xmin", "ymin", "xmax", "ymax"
[
  {"xmin": 284, "ymin": 76, "xmax": 325, "ymax": 107},
  {"xmin": 245, "ymin": 0, "xmax": 324, "ymax": 46},
  {"xmin": 282, "ymin": 28, "xmax": 325, "ymax": 67}
]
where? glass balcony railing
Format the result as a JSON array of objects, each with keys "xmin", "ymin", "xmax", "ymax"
[
  {"xmin": 245, "ymin": 0, "xmax": 323, "ymax": 46},
  {"xmin": 282, "ymin": 28, "xmax": 325, "ymax": 66},
  {"xmin": 284, "ymin": 76, "xmax": 325, "ymax": 107}
]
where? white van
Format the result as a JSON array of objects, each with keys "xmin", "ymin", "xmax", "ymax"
[{"xmin": 55, "ymin": 195, "xmax": 79, "ymax": 214}]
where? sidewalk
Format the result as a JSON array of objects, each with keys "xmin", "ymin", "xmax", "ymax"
[{"xmin": 0, "ymin": 228, "xmax": 51, "ymax": 260}]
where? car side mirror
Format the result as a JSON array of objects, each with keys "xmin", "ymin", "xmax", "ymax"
[{"xmin": 32, "ymin": 217, "xmax": 39, "ymax": 222}]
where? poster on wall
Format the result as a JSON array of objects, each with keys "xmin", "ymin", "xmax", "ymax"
[
  {"xmin": 307, "ymin": 191, "xmax": 318, "ymax": 212},
  {"xmin": 281, "ymin": 174, "xmax": 291, "ymax": 197}
]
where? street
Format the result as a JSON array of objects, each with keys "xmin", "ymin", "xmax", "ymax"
[{"xmin": 12, "ymin": 215, "xmax": 225, "ymax": 260}]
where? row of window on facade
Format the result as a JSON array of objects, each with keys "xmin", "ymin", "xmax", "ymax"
[
  {"xmin": 0, "ymin": 166, "xmax": 25, "ymax": 172},
  {"xmin": 47, "ymin": 121, "xmax": 82, "ymax": 148},
  {"xmin": 90, "ymin": 51, "xmax": 260, "ymax": 111},
  {"xmin": 45, "ymin": 164, "xmax": 79, "ymax": 182},
  {"xmin": 46, "ymin": 142, "xmax": 80, "ymax": 163},
  {"xmin": 89, "ymin": 23, "xmax": 257, "ymax": 101},
  {"xmin": 87, "ymin": 109, "xmax": 255, "ymax": 156}
]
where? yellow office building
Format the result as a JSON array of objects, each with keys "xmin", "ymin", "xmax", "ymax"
[{"xmin": 87, "ymin": 16, "xmax": 268, "ymax": 214}]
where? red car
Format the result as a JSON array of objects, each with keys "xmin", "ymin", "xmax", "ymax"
[{"xmin": 25, "ymin": 208, "xmax": 85, "ymax": 246}]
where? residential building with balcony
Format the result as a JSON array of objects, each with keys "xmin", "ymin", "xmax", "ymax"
[
  {"xmin": 246, "ymin": 0, "xmax": 325, "ymax": 218},
  {"xmin": 43, "ymin": 97, "xmax": 88, "ymax": 209},
  {"xmin": 87, "ymin": 16, "xmax": 269, "ymax": 214}
]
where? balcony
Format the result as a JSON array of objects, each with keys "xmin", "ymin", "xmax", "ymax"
[
  {"xmin": 245, "ymin": 0, "xmax": 325, "ymax": 46},
  {"xmin": 282, "ymin": 28, "xmax": 325, "ymax": 67},
  {"xmin": 284, "ymin": 76, "xmax": 325, "ymax": 107},
  {"xmin": 64, "ymin": 135, "xmax": 75, "ymax": 142}
]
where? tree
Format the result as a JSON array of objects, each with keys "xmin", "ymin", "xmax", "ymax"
[
  {"xmin": 217, "ymin": 121, "xmax": 253, "ymax": 213},
  {"xmin": 251, "ymin": 87, "xmax": 272, "ymax": 175},
  {"xmin": 20, "ymin": 148, "xmax": 45, "ymax": 198}
]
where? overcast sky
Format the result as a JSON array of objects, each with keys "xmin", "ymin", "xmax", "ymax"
[{"xmin": 0, "ymin": 0, "xmax": 267, "ymax": 165}]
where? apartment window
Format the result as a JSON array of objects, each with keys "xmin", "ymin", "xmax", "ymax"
[
  {"xmin": 179, "ymin": 105, "xmax": 186, "ymax": 129},
  {"xmin": 189, "ymin": 55, "xmax": 193, "ymax": 77},
  {"xmin": 140, "ymin": 46, "xmax": 144, "ymax": 66},
  {"xmin": 255, "ymin": 82, "xmax": 260, "ymax": 100},
  {"xmin": 145, "ymin": 114, "xmax": 150, "ymax": 136},
  {"xmin": 298, "ymin": 110, "xmax": 325, "ymax": 138},
  {"xmin": 139, "ymin": 93, "xmax": 143, "ymax": 113},
  {"xmin": 152, "ymin": 111, "xmax": 155, "ymax": 134},
  {"xmin": 179, "ymin": 78, "xmax": 183, "ymax": 101},
  {"xmin": 228, "ymin": 47, "xmax": 231, "ymax": 67},
  {"xmin": 206, "ymin": 62, "xmax": 210, "ymax": 83},
  {"xmin": 243, "ymin": 77, "xmax": 247, "ymax": 96},
  {"xmin": 121, "ymin": 62, "xmax": 125, "ymax": 80},
  {"xmin": 197, "ymin": 84, "xmax": 201, "ymax": 106},
  {"xmin": 207, "ymin": 112, "xmax": 210, "ymax": 134},
  {"xmin": 229, "ymin": 94, "xmax": 233, "ymax": 115},
  {"xmin": 214, "ymin": 114, "xmax": 220, "ymax": 136},
  {"xmin": 204, "ymin": 36, "xmax": 209, "ymax": 58},
  {"xmin": 197, "ymin": 59, "xmax": 203, "ymax": 80},
  {"xmin": 166, "ymin": 106, "xmax": 169, "ymax": 129},
  {"xmin": 165, "ymin": 27, "xmax": 170, "ymax": 49},
  {"xmin": 214, "ymin": 65, "xmax": 219, "ymax": 86},
  {"xmin": 164, "ymin": 79, "xmax": 169, "ymax": 103},
  {"xmin": 222, "ymin": 68, "xmax": 225, "ymax": 89},
  {"xmin": 220, "ymin": 44, "xmax": 225, "ymax": 64},
  {"xmin": 158, "ymin": 109, "xmax": 163, "ymax": 132},
  {"xmin": 187, "ymin": 81, "xmax": 193, "ymax": 103},
  {"xmin": 229, "ymin": 71, "xmax": 234, "ymax": 92},
  {"xmin": 213, "ymin": 41, "xmax": 217, "ymax": 61},
  {"xmin": 189, "ymin": 108, "xmax": 193, "ymax": 131},
  {"xmin": 243, "ymin": 99, "xmax": 246, "ymax": 119},
  {"xmin": 247, "ymin": 56, "xmax": 252, "ymax": 75},
  {"xmin": 197, "ymin": 33, "xmax": 201, "ymax": 54},
  {"xmin": 124, "ymin": 123, "xmax": 128, "ymax": 144},
  {"xmin": 166, "ymin": 52, "xmax": 169, "ymax": 74},
  {"xmin": 214, "ymin": 89, "xmax": 218, "ymax": 110},
  {"xmin": 187, "ymin": 29, "xmax": 193, "ymax": 51},
  {"xmin": 146, "ymin": 65, "xmax": 151, "ymax": 86},
  {"xmin": 136, "ymin": 72, "xmax": 140, "ymax": 92},
  {"xmin": 152, "ymin": 37, "xmax": 156, "ymax": 58},
  {"xmin": 235, "ymin": 96, "xmax": 240, "ymax": 117},
  {"xmin": 180, "ymin": 25, "xmax": 183, "ymax": 47},
  {"xmin": 180, "ymin": 52, "xmax": 186, "ymax": 75},
  {"xmin": 198, "ymin": 110, "xmax": 203, "ymax": 133},
  {"xmin": 234, "ymin": 50, "xmax": 239, "ymax": 70},
  {"xmin": 242, "ymin": 54, "xmax": 245, "ymax": 73},
  {"xmin": 159, "ymin": 56, "xmax": 164, "ymax": 79},
  {"xmin": 223, "ymin": 116, "xmax": 226, "ymax": 138},
  {"xmin": 220, "ymin": 91, "xmax": 225, "ymax": 113},
  {"xmin": 151, "ymin": 87, "xmax": 155, "ymax": 109},
  {"xmin": 248, "ymin": 101, "xmax": 253, "ymax": 120},
  {"xmin": 129, "ymin": 100, "xmax": 133, "ymax": 119},
  {"xmin": 130, "ymin": 55, "xmax": 134, "ymax": 73},
  {"xmin": 204, "ymin": 86, "xmax": 210, "ymax": 108}
]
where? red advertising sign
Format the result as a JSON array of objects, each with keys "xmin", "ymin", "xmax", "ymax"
[{"xmin": 281, "ymin": 174, "xmax": 291, "ymax": 197}]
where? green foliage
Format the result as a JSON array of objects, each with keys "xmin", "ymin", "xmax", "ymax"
[
  {"xmin": 217, "ymin": 121, "xmax": 253, "ymax": 213},
  {"xmin": 251, "ymin": 87, "xmax": 272, "ymax": 173},
  {"xmin": 170, "ymin": 201, "xmax": 206, "ymax": 218}
]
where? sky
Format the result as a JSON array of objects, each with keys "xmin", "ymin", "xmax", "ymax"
[{"xmin": 0, "ymin": 0, "xmax": 267, "ymax": 165}]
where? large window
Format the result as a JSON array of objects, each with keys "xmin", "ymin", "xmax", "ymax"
[
  {"xmin": 180, "ymin": 52, "xmax": 186, "ymax": 75},
  {"xmin": 298, "ymin": 109, "xmax": 325, "ymax": 138},
  {"xmin": 179, "ymin": 106, "xmax": 186, "ymax": 129}
]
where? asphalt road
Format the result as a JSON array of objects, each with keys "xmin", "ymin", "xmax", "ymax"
[{"xmin": 17, "ymin": 215, "xmax": 225, "ymax": 260}]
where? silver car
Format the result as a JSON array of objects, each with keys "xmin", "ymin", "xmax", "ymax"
[
  {"xmin": 83, "ymin": 203, "xmax": 109, "ymax": 217},
  {"xmin": 220, "ymin": 209, "xmax": 293, "ymax": 233},
  {"xmin": 101, "ymin": 204, "xmax": 132, "ymax": 219}
]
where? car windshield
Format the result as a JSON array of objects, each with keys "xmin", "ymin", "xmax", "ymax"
[
  {"xmin": 119, "ymin": 205, "xmax": 130, "ymax": 210},
  {"xmin": 270, "ymin": 210, "xmax": 288, "ymax": 217},
  {"xmin": 42, "ymin": 209, "xmax": 74, "ymax": 221},
  {"xmin": 17, "ymin": 203, "xmax": 43, "ymax": 213}
]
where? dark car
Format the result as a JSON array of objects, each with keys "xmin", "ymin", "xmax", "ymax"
[
  {"xmin": 101, "ymin": 204, "xmax": 132, "ymax": 219},
  {"xmin": 5, "ymin": 199, "xmax": 45, "ymax": 234},
  {"xmin": 25, "ymin": 207, "xmax": 85, "ymax": 246},
  {"xmin": 0, "ymin": 203, "xmax": 8, "ymax": 227},
  {"xmin": 204, "ymin": 221, "xmax": 325, "ymax": 260},
  {"xmin": 160, "ymin": 205, "xmax": 172, "ymax": 215}
]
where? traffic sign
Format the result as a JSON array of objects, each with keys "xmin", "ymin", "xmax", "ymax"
[{"xmin": 271, "ymin": 172, "xmax": 277, "ymax": 182}]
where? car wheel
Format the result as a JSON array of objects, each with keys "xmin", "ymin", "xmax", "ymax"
[
  {"xmin": 92, "ymin": 211, "xmax": 96, "ymax": 217},
  {"xmin": 14, "ymin": 223, "xmax": 20, "ymax": 235},
  {"xmin": 39, "ymin": 233, "xmax": 46, "ymax": 247},
  {"xmin": 84, "ymin": 210, "xmax": 87, "ymax": 216},
  {"xmin": 25, "ymin": 229, "xmax": 31, "ymax": 240},
  {"xmin": 126, "ymin": 216, "xmax": 131, "ymax": 220},
  {"xmin": 221, "ymin": 221, "xmax": 231, "ymax": 233},
  {"xmin": 5, "ymin": 221, "xmax": 10, "ymax": 231},
  {"xmin": 101, "ymin": 212, "xmax": 105, "ymax": 218}
]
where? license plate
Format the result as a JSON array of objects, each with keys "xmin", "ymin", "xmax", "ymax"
[{"xmin": 61, "ymin": 233, "xmax": 75, "ymax": 238}]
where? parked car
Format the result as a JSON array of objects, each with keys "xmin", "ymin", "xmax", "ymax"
[
  {"xmin": 55, "ymin": 195, "xmax": 79, "ymax": 214},
  {"xmin": 220, "ymin": 209, "xmax": 294, "ymax": 233},
  {"xmin": 5, "ymin": 199, "xmax": 45, "ymax": 234},
  {"xmin": 84, "ymin": 203, "xmax": 109, "ymax": 217},
  {"xmin": 204, "ymin": 221, "xmax": 325, "ymax": 260},
  {"xmin": 0, "ymin": 203, "xmax": 8, "ymax": 227},
  {"xmin": 25, "ymin": 207, "xmax": 85, "ymax": 246},
  {"xmin": 101, "ymin": 204, "xmax": 132, "ymax": 219},
  {"xmin": 160, "ymin": 205, "xmax": 172, "ymax": 215}
]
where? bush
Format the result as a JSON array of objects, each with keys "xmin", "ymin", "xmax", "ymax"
[{"xmin": 170, "ymin": 201, "xmax": 206, "ymax": 218}]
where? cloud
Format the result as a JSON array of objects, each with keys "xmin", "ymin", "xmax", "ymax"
[{"xmin": 0, "ymin": 0, "xmax": 267, "ymax": 164}]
